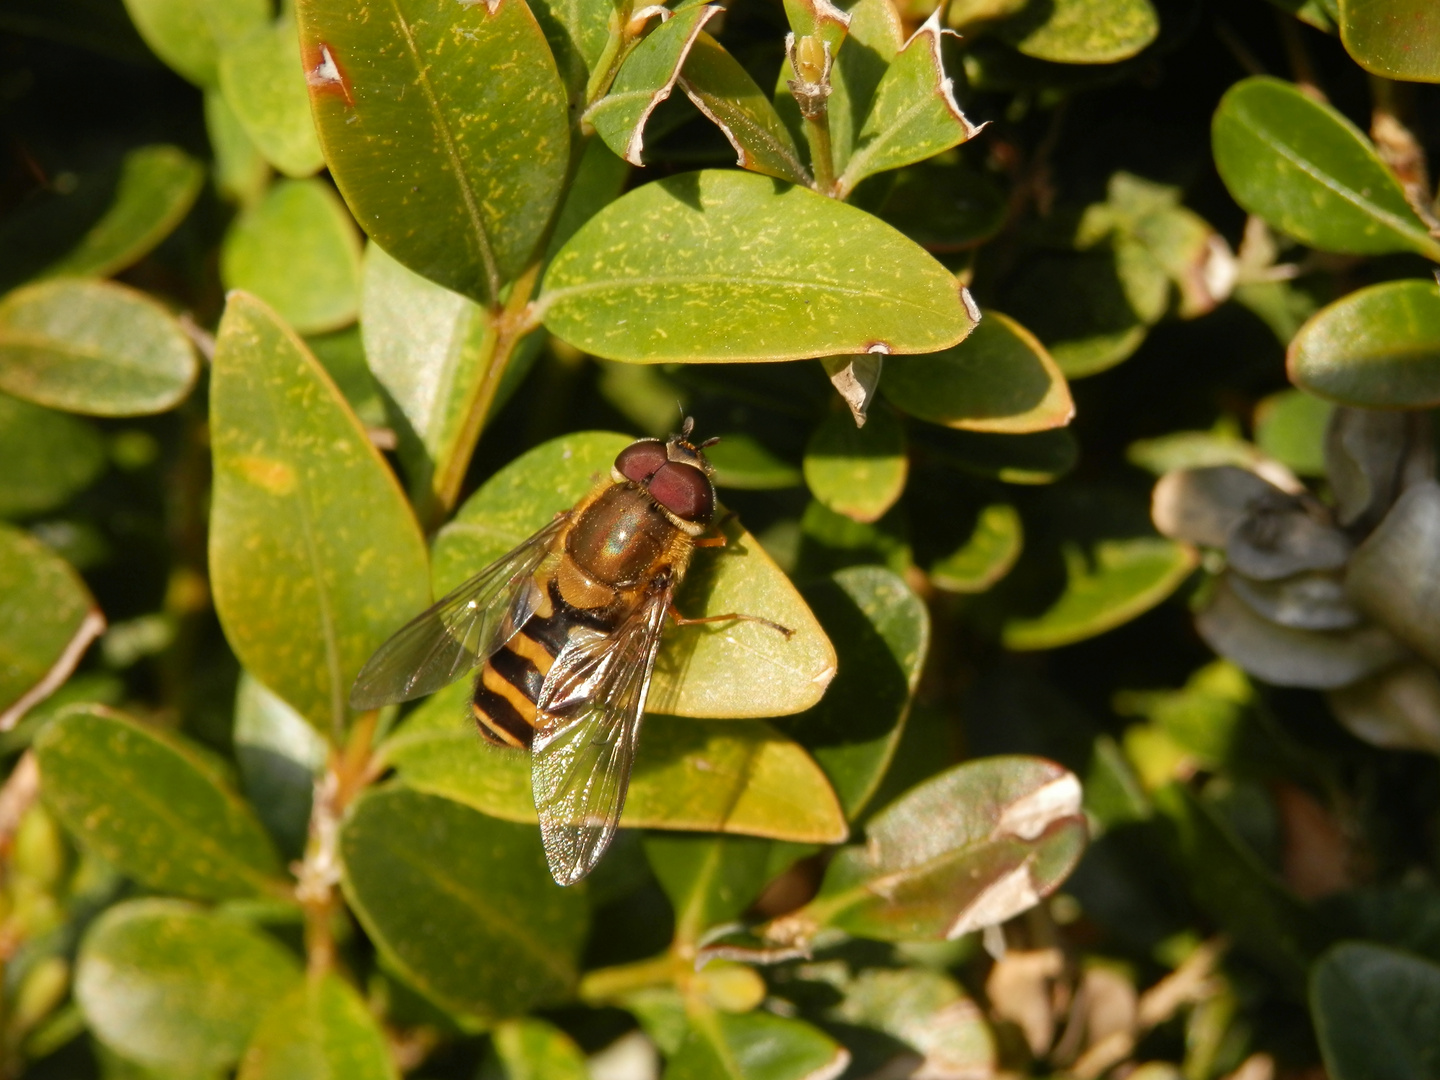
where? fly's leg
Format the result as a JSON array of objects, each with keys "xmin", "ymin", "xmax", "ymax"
[{"xmin": 667, "ymin": 603, "xmax": 794, "ymax": 640}]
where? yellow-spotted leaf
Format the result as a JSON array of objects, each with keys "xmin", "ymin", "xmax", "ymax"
[{"xmin": 238, "ymin": 975, "xmax": 397, "ymax": 1080}]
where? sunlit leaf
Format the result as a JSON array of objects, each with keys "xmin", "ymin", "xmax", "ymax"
[
  {"xmin": 786, "ymin": 566, "xmax": 928, "ymax": 819},
  {"xmin": 1003, "ymin": 538, "xmax": 1197, "ymax": 650},
  {"xmin": 1254, "ymin": 388, "xmax": 1332, "ymax": 476},
  {"xmin": 297, "ymin": 0, "xmax": 570, "ymax": 305},
  {"xmin": 883, "ymin": 311, "xmax": 1072, "ymax": 433},
  {"xmin": 996, "ymin": 0, "xmax": 1158, "ymax": 63},
  {"xmin": 928, "ymin": 503, "xmax": 1022, "ymax": 593},
  {"xmin": 1289, "ymin": 279, "xmax": 1440, "ymax": 409},
  {"xmin": 431, "ymin": 432, "xmax": 836, "ymax": 718},
  {"xmin": 0, "ymin": 395, "xmax": 105, "ymax": 519},
  {"xmin": 209, "ymin": 292, "xmax": 429, "ymax": 740},
  {"xmin": 1339, "ymin": 0, "xmax": 1440, "ymax": 82},
  {"xmin": 769, "ymin": 756, "xmax": 1085, "ymax": 942},
  {"xmin": 818, "ymin": 0, "xmax": 904, "ymax": 174},
  {"xmin": 238, "ymin": 975, "xmax": 397, "ymax": 1080},
  {"xmin": 0, "ymin": 522, "xmax": 103, "ymax": 728},
  {"xmin": 381, "ymin": 681, "xmax": 848, "ymax": 843},
  {"xmin": 667, "ymin": 1007, "xmax": 850, "ymax": 1080},
  {"xmin": 587, "ymin": 6, "xmax": 720, "ymax": 165},
  {"xmin": 220, "ymin": 178, "xmax": 362, "ymax": 335},
  {"xmin": 0, "ymin": 279, "xmax": 197, "ymax": 416},
  {"xmin": 120, "ymin": 0, "xmax": 269, "ymax": 85},
  {"xmin": 782, "ymin": 0, "xmax": 850, "ymax": 54},
  {"xmin": 39, "ymin": 145, "xmax": 203, "ymax": 280},
  {"xmin": 836, "ymin": 13, "xmax": 982, "ymax": 198},
  {"xmin": 205, "ymin": 89, "xmax": 270, "ymax": 207},
  {"xmin": 804, "ymin": 407, "xmax": 908, "ymax": 524},
  {"xmin": 705, "ymin": 435, "xmax": 803, "ymax": 490},
  {"xmin": 680, "ymin": 33, "xmax": 809, "ymax": 185},
  {"xmin": 339, "ymin": 786, "xmax": 588, "ymax": 1019},
  {"xmin": 77, "ymin": 899, "xmax": 301, "ymax": 1072},
  {"xmin": 488, "ymin": 1018, "xmax": 589, "ymax": 1080},
  {"xmin": 35, "ymin": 705, "xmax": 288, "ymax": 900},
  {"xmin": 1212, "ymin": 77, "xmax": 1440, "ymax": 261},
  {"xmin": 219, "ymin": 16, "xmax": 326, "ymax": 178},
  {"xmin": 829, "ymin": 967, "xmax": 996, "ymax": 1079},
  {"xmin": 539, "ymin": 170, "xmax": 977, "ymax": 363}
]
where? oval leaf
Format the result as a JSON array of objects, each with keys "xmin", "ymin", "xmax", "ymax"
[
  {"xmin": 431, "ymin": 431, "xmax": 836, "ymax": 718},
  {"xmin": 35, "ymin": 705, "xmax": 288, "ymax": 900},
  {"xmin": 882, "ymin": 311, "xmax": 1073, "ymax": 433},
  {"xmin": 667, "ymin": 1008, "xmax": 850, "ymax": 1080},
  {"xmin": 1212, "ymin": 77, "xmax": 1440, "ymax": 260},
  {"xmin": 120, "ymin": 0, "xmax": 270, "ymax": 85},
  {"xmin": 0, "ymin": 395, "xmax": 106, "ymax": 519},
  {"xmin": 381, "ymin": 682, "xmax": 848, "ymax": 843},
  {"xmin": 1003, "ymin": 538, "xmax": 1197, "ymax": 650},
  {"xmin": 928, "ymin": 502, "xmax": 1023, "ymax": 594},
  {"xmin": 297, "ymin": 0, "xmax": 570, "ymax": 305},
  {"xmin": 1311, "ymin": 942, "xmax": 1440, "ymax": 1080},
  {"xmin": 1340, "ymin": 0, "xmax": 1440, "ymax": 82},
  {"xmin": 773, "ymin": 756, "xmax": 1086, "ymax": 942},
  {"xmin": 0, "ymin": 522, "xmax": 104, "ymax": 728},
  {"xmin": 1289, "ymin": 279, "xmax": 1440, "ymax": 409},
  {"xmin": 0, "ymin": 279, "xmax": 198, "ymax": 416},
  {"xmin": 803, "ymin": 407, "xmax": 908, "ymax": 524},
  {"xmin": 220, "ymin": 178, "xmax": 363, "ymax": 335},
  {"xmin": 489, "ymin": 1018, "xmax": 589, "ymax": 1080},
  {"xmin": 219, "ymin": 17, "xmax": 326, "ymax": 178},
  {"xmin": 997, "ymin": 0, "xmax": 1158, "ymax": 63},
  {"xmin": 39, "ymin": 144, "xmax": 204, "ymax": 280},
  {"xmin": 238, "ymin": 974, "xmax": 397, "ymax": 1080},
  {"xmin": 209, "ymin": 292, "xmax": 430, "ymax": 739},
  {"xmin": 539, "ymin": 170, "xmax": 977, "ymax": 363},
  {"xmin": 339, "ymin": 785, "xmax": 588, "ymax": 1019},
  {"xmin": 76, "ymin": 899, "xmax": 301, "ymax": 1072}
]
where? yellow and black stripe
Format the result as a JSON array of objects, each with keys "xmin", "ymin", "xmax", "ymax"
[{"xmin": 471, "ymin": 579, "xmax": 620, "ymax": 749}]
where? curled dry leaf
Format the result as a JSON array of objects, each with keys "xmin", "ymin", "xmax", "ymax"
[
  {"xmin": 1151, "ymin": 465, "xmax": 1282, "ymax": 548},
  {"xmin": 1327, "ymin": 662, "xmax": 1440, "ymax": 754},
  {"xmin": 1346, "ymin": 481, "xmax": 1440, "ymax": 668},
  {"xmin": 1224, "ymin": 501, "xmax": 1352, "ymax": 582},
  {"xmin": 1325, "ymin": 406, "xmax": 1433, "ymax": 528}
]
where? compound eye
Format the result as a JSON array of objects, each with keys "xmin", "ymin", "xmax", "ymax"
[
  {"xmin": 615, "ymin": 439, "xmax": 668, "ymax": 483},
  {"xmin": 649, "ymin": 462, "xmax": 714, "ymax": 524}
]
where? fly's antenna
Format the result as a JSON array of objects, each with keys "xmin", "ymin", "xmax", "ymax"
[
  {"xmin": 680, "ymin": 414, "xmax": 695, "ymax": 439},
  {"xmin": 698, "ymin": 436, "xmax": 721, "ymax": 449}
]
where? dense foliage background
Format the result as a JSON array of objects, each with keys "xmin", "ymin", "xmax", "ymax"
[{"xmin": 1, "ymin": 0, "xmax": 1439, "ymax": 1075}]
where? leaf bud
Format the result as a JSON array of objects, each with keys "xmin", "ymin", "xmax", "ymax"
[{"xmin": 795, "ymin": 35, "xmax": 828, "ymax": 85}]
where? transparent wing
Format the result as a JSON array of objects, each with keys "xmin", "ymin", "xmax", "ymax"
[
  {"xmin": 531, "ymin": 583, "xmax": 672, "ymax": 886},
  {"xmin": 349, "ymin": 517, "xmax": 567, "ymax": 710}
]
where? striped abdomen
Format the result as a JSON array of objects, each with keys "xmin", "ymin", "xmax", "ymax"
[{"xmin": 471, "ymin": 578, "xmax": 619, "ymax": 748}]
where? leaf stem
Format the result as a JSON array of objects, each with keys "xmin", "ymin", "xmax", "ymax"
[
  {"xmin": 804, "ymin": 112, "xmax": 837, "ymax": 197},
  {"xmin": 578, "ymin": 953, "xmax": 682, "ymax": 1005}
]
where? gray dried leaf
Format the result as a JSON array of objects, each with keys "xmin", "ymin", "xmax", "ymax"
[
  {"xmin": 1327, "ymin": 662, "xmax": 1440, "ymax": 754},
  {"xmin": 1228, "ymin": 569, "xmax": 1362, "ymax": 631},
  {"xmin": 1225, "ymin": 500, "xmax": 1351, "ymax": 581},
  {"xmin": 1151, "ymin": 466, "xmax": 1282, "ymax": 547},
  {"xmin": 1346, "ymin": 480, "xmax": 1440, "ymax": 667},
  {"xmin": 1325, "ymin": 407, "xmax": 1434, "ymax": 528}
]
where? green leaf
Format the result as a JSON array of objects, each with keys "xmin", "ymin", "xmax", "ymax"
[
  {"xmin": 540, "ymin": 170, "xmax": 977, "ymax": 363},
  {"xmin": 0, "ymin": 522, "xmax": 103, "ymax": 728},
  {"xmin": 1340, "ymin": 0, "xmax": 1440, "ymax": 82},
  {"xmin": 996, "ymin": 0, "xmax": 1158, "ymax": 63},
  {"xmin": 1254, "ymin": 388, "xmax": 1332, "ymax": 476},
  {"xmin": 39, "ymin": 145, "xmax": 204, "ymax": 280},
  {"xmin": 1288, "ymin": 279, "xmax": 1440, "ymax": 409},
  {"xmin": 914, "ymin": 426, "xmax": 1077, "ymax": 485},
  {"xmin": 0, "ymin": 395, "xmax": 106, "ymax": 519},
  {"xmin": 431, "ymin": 431, "xmax": 837, "ymax": 719},
  {"xmin": 1312, "ymin": 942, "xmax": 1440, "ymax": 1079},
  {"xmin": 220, "ymin": 178, "xmax": 362, "ymax": 335},
  {"xmin": 205, "ymin": 89, "xmax": 270, "ymax": 207},
  {"xmin": 1003, "ymin": 537, "xmax": 1196, "ymax": 650},
  {"xmin": 587, "ymin": 6, "xmax": 721, "ymax": 165},
  {"xmin": 120, "ymin": 0, "xmax": 269, "ymax": 85},
  {"xmin": 873, "ymin": 161, "xmax": 1006, "ymax": 252},
  {"xmin": 704, "ymin": 435, "xmax": 803, "ymax": 490},
  {"xmin": 836, "ymin": 14, "xmax": 982, "ymax": 198},
  {"xmin": 209, "ymin": 292, "xmax": 429, "ymax": 740},
  {"xmin": 776, "ymin": 756, "xmax": 1086, "ymax": 942},
  {"xmin": 680, "ymin": 34, "xmax": 809, "ymax": 185},
  {"xmin": 1212, "ymin": 77, "xmax": 1440, "ymax": 261},
  {"xmin": 339, "ymin": 786, "xmax": 588, "ymax": 1019},
  {"xmin": 546, "ymin": 138, "xmax": 632, "ymax": 259},
  {"xmin": 782, "ymin": 0, "xmax": 850, "ymax": 55},
  {"xmin": 829, "ymin": 967, "xmax": 996, "ymax": 1079},
  {"xmin": 382, "ymin": 682, "xmax": 848, "ymax": 843},
  {"xmin": 297, "ymin": 0, "xmax": 570, "ymax": 305},
  {"xmin": 219, "ymin": 16, "xmax": 326, "ymax": 179},
  {"xmin": 803, "ymin": 407, "xmax": 908, "ymax": 524},
  {"xmin": 821, "ymin": 0, "xmax": 904, "ymax": 175},
  {"xmin": 667, "ymin": 1007, "xmax": 850, "ymax": 1080},
  {"xmin": 646, "ymin": 834, "xmax": 775, "ymax": 943},
  {"xmin": 359, "ymin": 243, "xmax": 494, "ymax": 503},
  {"xmin": 786, "ymin": 566, "xmax": 928, "ymax": 819},
  {"xmin": 527, "ymin": 0, "xmax": 611, "ymax": 110},
  {"xmin": 882, "ymin": 311, "xmax": 1073, "ymax": 433},
  {"xmin": 76, "ymin": 899, "xmax": 301, "ymax": 1072},
  {"xmin": 238, "ymin": 975, "xmax": 397, "ymax": 1080},
  {"xmin": 35, "ymin": 705, "xmax": 288, "ymax": 900},
  {"xmin": 928, "ymin": 502, "xmax": 1023, "ymax": 594},
  {"xmin": 234, "ymin": 673, "xmax": 327, "ymax": 859},
  {"xmin": 0, "ymin": 279, "xmax": 198, "ymax": 416},
  {"xmin": 306, "ymin": 326, "xmax": 388, "ymax": 429},
  {"xmin": 488, "ymin": 1018, "xmax": 589, "ymax": 1080}
]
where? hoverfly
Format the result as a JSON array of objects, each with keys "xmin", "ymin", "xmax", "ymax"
[{"xmin": 350, "ymin": 419, "xmax": 792, "ymax": 886}]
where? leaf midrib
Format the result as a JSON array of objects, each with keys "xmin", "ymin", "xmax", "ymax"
[{"xmin": 538, "ymin": 274, "xmax": 951, "ymax": 315}]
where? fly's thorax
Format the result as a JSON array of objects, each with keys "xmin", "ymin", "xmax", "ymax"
[{"xmin": 566, "ymin": 483, "xmax": 679, "ymax": 588}]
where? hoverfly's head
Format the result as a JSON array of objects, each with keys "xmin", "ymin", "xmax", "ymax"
[{"xmin": 612, "ymin": 417, "xmax": 719, "ymax": 529}]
